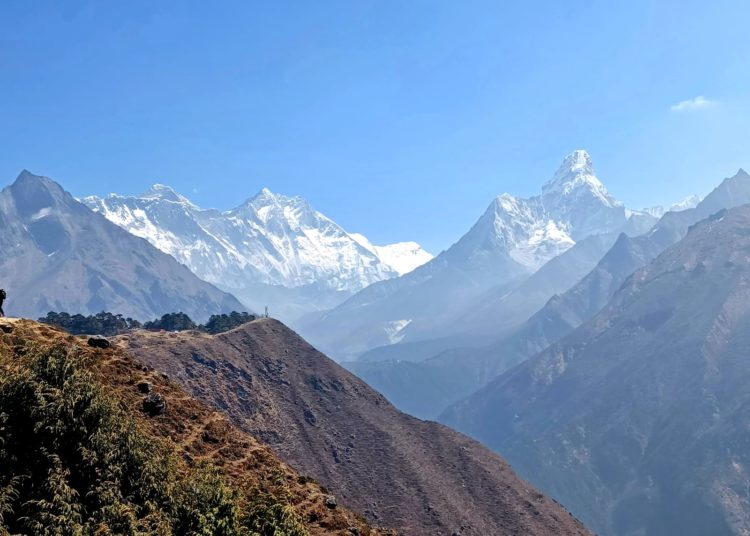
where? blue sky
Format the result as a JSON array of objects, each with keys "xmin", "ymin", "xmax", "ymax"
[{"xmin": 1, "ymin": 1, "xmax": 749, "ymax": 252}]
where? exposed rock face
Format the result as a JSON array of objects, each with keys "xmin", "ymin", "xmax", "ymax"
[
  {"xmin": 0, "ymin": 171, "xmax": 245, "ymax": 322},
  {"xmin": 142, "ymin": 392, "xmax": 167, "ymax": 416},
  {"xmin": 87, "ymin": 336, "xmax": 111, "ymax": 349},
  {"xmin": 441, "ymin": 204, "xmax": 750, "ymax": 536},
  {"xmin": 121, "ymin": 319, "xmax": 591, "ymax": 536}
]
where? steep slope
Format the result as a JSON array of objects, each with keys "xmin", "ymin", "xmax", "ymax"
[
  {"xmin": 345, "ymin": 233, "xmax": 623, "ymax": 419},
  {"xmin": 84, "ymin": 187, "xmax": 431, "ymax": 321},
  {"xmin": 0, "ymin": 171, "xmax": 243, "ymax": 321},
  {"xmin": 441, "ymin": 204, "xmax": 750, "ymax": 536},
  {"xmin": 299, "ymin": 150, "xmax": 653, "ymax": 360},
  {"xmin": 354, "ymin": 171, "xmax": 749, "ymax": 421},
  {"xmin": 0, "ymin": 318, "xmax": 387, "ymax": 535},
  {"xmin": 490, "ymin": 169, "xmax": 750, "ymax": 367},
  {"xmin": 120, "ymin": 318, "xmax": 591, "ymax": 536}
]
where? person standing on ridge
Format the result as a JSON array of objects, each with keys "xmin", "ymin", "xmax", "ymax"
[{"xmin": 0, "ymin": 288, "xmax": 5, "ymax": 317}]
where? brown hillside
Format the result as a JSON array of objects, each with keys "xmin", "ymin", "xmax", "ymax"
[
  {"xmin": 121, "ymin": 318, "xmax": 591, "ymax": 536},
  {"xmin": 0, "ymin": 318, "xmax": 389, "ymax": 536}
]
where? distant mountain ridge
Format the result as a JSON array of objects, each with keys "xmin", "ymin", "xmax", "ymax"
[
  {"xmin": 339, "ymin": 169, "xmax": 744, "ymax": 421},
  {"xmin": 0, "ymin": 171, "xmax": 244, "ymax": 321},
  {"xmin": 84, "ymin": 186, "xmax": 432, "ymax": 320},
  {"xmin": 441, "ymin": 202, "xmax": 750, "ymax": 536},
  {"xmin": 299, "ymin": 150, "xmax": 657, "ymax": 360}
]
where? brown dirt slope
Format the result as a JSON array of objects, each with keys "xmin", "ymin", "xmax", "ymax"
[
  {"xmin": 121, "ymin": 318, "xmax": 590, "ymax": 536},
  {"xmin": 0, "ymin": 318, "xmax": 388, "ymax": 536}
]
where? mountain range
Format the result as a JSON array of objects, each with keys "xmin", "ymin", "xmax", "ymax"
[
  {"xmin": 441, "ymin": 201, "xmax": 750, "ymax": 536},
  {"xmin": 84, "ymin": 186, "xmax": 432, "ymax": 321},
  {"xmin": 0, "ymin": 171, "xmax": 243, "ymax": 322},
  {"xmin": 297, "ymin": 150, "xmax": 658, "ymax": 361},
  {"xmin": 5, "ymin": 154, "xmax": 750, "ymax": 535},
  {"xmin": 349, "ymin": 169, "xmax": 750, "ymax": 419}
]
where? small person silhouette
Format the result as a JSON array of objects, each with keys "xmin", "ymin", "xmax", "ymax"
[{"xmin": 0, "ymin": 289, "xmax": 5, "ymax": 317}]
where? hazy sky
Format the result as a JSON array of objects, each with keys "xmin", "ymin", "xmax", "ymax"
[{"xmin": 1, "ymin": 1, "xmax": 749, "ymax": 252}]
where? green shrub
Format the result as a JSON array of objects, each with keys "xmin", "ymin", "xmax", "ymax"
[{"xmin": 0, "ymin": 343, "xmax": 308, "ymax": 536}]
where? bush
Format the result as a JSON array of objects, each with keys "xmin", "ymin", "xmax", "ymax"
[{"xmin": 0, "ymin": 343, "xmax": 308, "ymax": 535}]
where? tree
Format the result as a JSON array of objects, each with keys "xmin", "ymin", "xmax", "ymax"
[
  {"xmin": 203, "ymin": 312, "xmax": 257, "ymax": 334},
  {"xmin": 143, "ymin": 312, "xmax": 197, "ymax": 332},
  {"xmin": 39, "ymin": 311, "xmax": 141, "ymax": 336}
]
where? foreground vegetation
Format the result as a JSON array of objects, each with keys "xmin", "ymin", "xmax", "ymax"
[{"xmin": 0, "ymin": 339, "xmax": 306, "ymax": 535}]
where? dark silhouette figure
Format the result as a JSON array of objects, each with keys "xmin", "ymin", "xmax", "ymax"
[{"xmin": 0, "ymin": 289, "xmax": 5, "ymax": 317}]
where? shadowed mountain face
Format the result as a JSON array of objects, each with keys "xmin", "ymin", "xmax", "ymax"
[
  {"xmin": 121, "ymin": 318, "xmax": 591, "ymax": 536},
  {"xmin": 0, "ymin": 171, "xmax": 244, "ymax": 321},
  {"xmin": 441, "ymin": 204, "xmax": 750, "ymax": 536}
]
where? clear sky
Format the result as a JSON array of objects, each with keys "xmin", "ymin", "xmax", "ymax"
[{"xmin": 1, "ymin": 1, "xmax": 749, "ymax": 253}]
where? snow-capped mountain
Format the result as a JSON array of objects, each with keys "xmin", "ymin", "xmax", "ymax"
[
  {"xmin": 642, "ymin": 194, "xmax": 702, "ymax": 218},
  {"xmin": 466, "ymin": 149, "xmax": 645, "ymax": 271},
  {"xmin": 298, "ymin": 150, "xmax": 655, "ymax": 359},
  {"xmin": 83, "ymin": 186, "xmax": 431, "ymax": 320},
  {"xmin": 348, "ymin": 233, "xmax": 433, "ymax": 276},
  {"xmin": 0, "ymin": 171, "xmax": 244, "ymax": 321}
]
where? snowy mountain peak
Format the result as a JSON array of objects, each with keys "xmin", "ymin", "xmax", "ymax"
[
  {"xmin": 140, "ymin": 184, "xmax": 193, "ymax": 205},
  {"xmin": 449, "ymin": 150, "xmax": 634, "ymax": 271},
  {"xmin": 642, "ymin": 194, "xmax": 702, "ymax": 218},
  {"xmin": 251, "ymin": 186, "xmax": 277, "ymax": 202},
  {"xmin": 542, "ymin": 149, "xmax": 614, "ymax": 206},
  {"xmin": 243, "ymin": 187, "xmax": 308, "ymax": 210},
  {"xmin": 349, "ymin": 233, "xmax": 433, "ymax": 276},
  {"xmin": 84, "ymin": 183, "xmax": 432, "ymax": 319}
]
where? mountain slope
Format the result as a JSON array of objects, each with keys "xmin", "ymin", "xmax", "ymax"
[
  {"xmin": 441, "ymin": 203, "xmax": 750, "ymax": 535},
  {"xmin": 0, "ymin": 318, "xmax": 388, "ymax": 535},
  {"xmin": 0, "ymin": 171, "xmax": 243, "ymax": 321},
  {"xmin": 354, "ymin": 171, "xmax": 750, "ymax": 421},
  {"xmin": 120, "ymin": 318, "xmax": 591, "ymax": 536},
  {"xmin": 299, "ymin": 150, "xmax": 653, "ymax": 360},
  {"xmin": 84, "ymin": 187, "xmax": 431, "ymax": 321},
  {"xmin": 490, "ymin": 169, "xmax": 750, "ymax": 367}
]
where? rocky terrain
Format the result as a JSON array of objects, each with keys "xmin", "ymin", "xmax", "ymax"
[
  {"xmin": 0, "ymin": 318, "xmax": 387, "ymax": 535},
  {"xmin": 120, "ymin": 318, "xmax": 591, "ymax": 536},
  {"xmin": 442, "ymin": 203, "xmax": 750, "ymax": 535}
]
